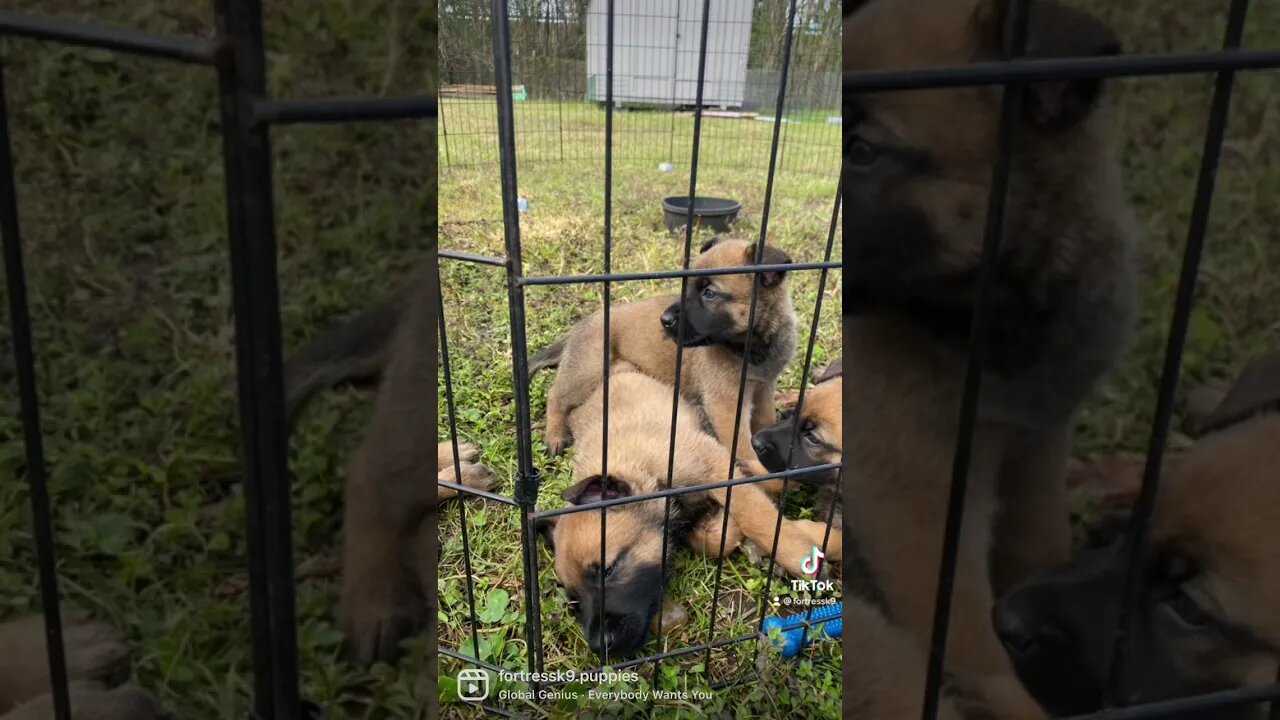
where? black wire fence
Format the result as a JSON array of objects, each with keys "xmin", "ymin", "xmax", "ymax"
[
  {"xmin": 437, "ymin": 0, "xmax": 842, "ymax": 716},
  {"xmin": 7, "ymin": 0, "xmax": 1280, "ymax": 718},
  {"xmin": 0, "ymin": 4, "xmax": 434, "ymax": 720},
  {"xmin": 840, "ymin": 1, "xmax": 1280, "ymax": 719},
  {"xmin": 439, "ymin": 0, "xmax": 841, "ymax": 176}
]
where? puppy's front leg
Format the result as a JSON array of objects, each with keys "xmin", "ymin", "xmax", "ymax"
[
  {"xmin": 706, "ymin": 390, "xmax": 779, "ymax": 492},
  {"xmin": 339, "ymin": 289, "xmax": 435, "ymax": 666}
]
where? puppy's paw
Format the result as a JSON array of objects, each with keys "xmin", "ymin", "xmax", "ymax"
[
  {"xmin": 0, "ymin": 610, "xmax": 131, "ymax": 708},
  {"xmin": 774, "ymin": 521, "xmax": 835, "ymax": 580},
  {"xmin": 5, "ymin": 684, "xmax": 166, "ymax": 720},
  {"xmin": 62, "ymin": 611, "xmax": 130, "ymax": 688},
  {"xmin": 339, "ymin": 588, "xmax": 424, "ymax": 667},
  {"xmin": 649, "ymin": 601, "xmax": 688, "ymax": 637},
  {"xmin": 452, "ymin": 442, "xmax": 480, "ymax": 464},
  {"xmin": 740, "ymin": 539, "xmax": 764, "ymax": 564},
  {"xmin": 546, "ymin": 435, "xmax": 573, "ymax": 458},
  {"xmin": 457, "ymin": 462, "xmax": 496, "ymax": 491}
]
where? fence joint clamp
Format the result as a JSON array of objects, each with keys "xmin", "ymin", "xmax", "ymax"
[{"xmin": 515, "ymin": 468, "xmax": 541, "ymax": 507}]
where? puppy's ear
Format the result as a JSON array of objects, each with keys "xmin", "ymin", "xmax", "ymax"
[
  {"xmin": 535, "ymin": 516, "xmax": 557, "ymax": 549},
  {"xmin": 699, "ymin": 235, "xmax": 724, "ymax": 254},
  {"xmin": 561, "ymin": 475, "xmax": 632, "ymax": 505},
  {"xmin": 750, "ymin": 244, "xmax": 793, "ymax": 288},
  {"xmin": 973, "ymin": 0, "xmax": 1121, "ymax": 131}
]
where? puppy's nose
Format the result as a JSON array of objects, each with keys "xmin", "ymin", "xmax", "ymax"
[
  {"xmin": 993, "ymin": 598, "xmax": 1065, "ymax": 658},
  {"xmin": 751, "ymin": 433, "xmax": 769, "ymax": 458},
  {"xmin": 660, "ymin": 308, "xmax": 678, "ymax": 329},
  {"xmin": 586, "ymin": 626, "xmax": 615, "ymax": 658}
]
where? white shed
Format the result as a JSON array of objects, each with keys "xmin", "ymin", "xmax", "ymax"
[{"xmin": 586, "ymin": 0, "xmax": 754, "ymax": 109}]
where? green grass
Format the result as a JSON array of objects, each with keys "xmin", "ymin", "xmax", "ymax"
[
  {"xmin": 436, "ymin": 100, "xmax": 843, "ymax": 718},
  {"xmin": 0, "ymin": 1, "xmax": 1276, "ymax": 720}
]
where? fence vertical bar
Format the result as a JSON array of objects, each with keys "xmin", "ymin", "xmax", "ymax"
[
  {"xmin": 0, "ymin": 59, "xmax": 71, "ymax": 720},
  {"xmin": 437, "ymin": 262, "xmax": 484, "ymax": 672},
  {"xmin": 755, "ymin": 179, "xmax": 841, "ymax": 634},
  {"xmin": 1106, "ymin": 0, "xmax": 1250, "ymax": 707},
  {"xmin": 212, "ymin": 0, "xmax": 302, "ymax": 716},
  {"xmin": 652, "ymin": 0, "xmax": 712, "ymax": 673},
  {"xmin": 919, "ymin": 1, "xmax": 1031, "ymax": 717},
  {"xmin": 597, "ymin": 0, "xmax": 614, "ymax": 668},
  {"xmin": 704, "ymin": 0, "xmax": 800, "ymax": 676},
  {"xmin": 491, "ymin": 0, "xmax": 545, "ymax": 681}
]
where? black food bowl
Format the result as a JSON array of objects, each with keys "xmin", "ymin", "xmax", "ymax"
[{"xmin": 662, "ymin": 196, "xmax": 741, "ymax": 234}]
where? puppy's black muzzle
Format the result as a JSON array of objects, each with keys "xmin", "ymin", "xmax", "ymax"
[{"xmin": 660, "ymin": 300, "xmax": 711, "ymax": 347}]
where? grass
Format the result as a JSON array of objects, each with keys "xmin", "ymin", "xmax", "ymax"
[
  {"xmin": 436, "ymin": 100, "xmax": 843, "ymax": 719},
  {"xmin": 0, "ymin": 1, "xmax": 1275, "ymax": 719}
]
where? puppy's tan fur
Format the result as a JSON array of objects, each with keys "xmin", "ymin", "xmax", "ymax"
[
  {"xmin": 843, "ymin": 0, "xmax": 1137, "ymax": 690},
  {"xmin": 547, "ymin": 368, "xmax": 840, "ymax": 594},
  {"xmin": 536, "ymin": 238, "xmax": 798, "ymax": 484},
  {"xmin": 0, "ymin": 612, "xmax": 164, "ymax": 720}
]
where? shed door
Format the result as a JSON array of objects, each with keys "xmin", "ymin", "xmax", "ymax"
[
  {"xmin": 616, "ymin": 0, "xmax": 677, "ymax": 104},
  {"xmin": 590, "ymin": 0, "xmax": 679, "ymax": 105},
  {"xmin": 674, "ymin": 0, "xmax": 750, "ymax": 107}
]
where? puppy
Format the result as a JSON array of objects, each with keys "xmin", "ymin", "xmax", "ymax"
[
  {"xmin": 843, "ymin": 0, "xmax": 1137, "ymax": 684},
  {"xmin": 996, "ymin": 354, "xmax": 1280, "ymax": 718},
  {"xmin": 536, "ymin": 366, "xmax": 839, "ymax": 660},
  {"xmin": 753, "ymin": 371, "xmax": 843, "ymax": 531},
  {"xmin": 531, "ymin": 236, "xmax": 798, "ymax": 482},
  {"xmin": 0, "ymin": 611, "xmax": 164, "ymax": 720}
]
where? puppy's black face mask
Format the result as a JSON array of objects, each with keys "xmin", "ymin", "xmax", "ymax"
[
  {"xmin": 751, "ymin": 409, "xmax": 838, "ymax": 484},
  {"xmin": 535, "ymin": 475, "xmax": 670, "ymax": 661},
  {"xmin": 994, "ymin": 540, "xmax": 1266, "ymax": 719},
  {"xmin": 661, "ymin": 279, "xmax": 738, "ymax": 349}
]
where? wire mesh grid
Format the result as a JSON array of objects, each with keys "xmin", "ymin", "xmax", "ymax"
[
  {"xmin": 437, "ymin": 0, "xmax": 843, "ymax": 715},
  {"xmin": 3, "ymin": 0, "xmax": 1280, "ymax": 718},
  {"xmin": 438, "ymin": 0, "xmax": 842, "ymax": 177},
  {"xmin": 842, "ymin": 1, "xmax": 1280, "ymax": 719},
  {"xmin": 0, "ymin": 3, "xmax": 434, "ymax": 719}
]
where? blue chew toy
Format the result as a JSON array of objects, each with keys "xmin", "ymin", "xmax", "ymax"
[{"xmin": 762, "ymin": 602, "xmax": 842, "ymax": 658}]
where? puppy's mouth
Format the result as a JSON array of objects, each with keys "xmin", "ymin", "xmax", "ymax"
[{"xmin": 663, "ymin": 323, "xmax": 714, "ymax": 347}]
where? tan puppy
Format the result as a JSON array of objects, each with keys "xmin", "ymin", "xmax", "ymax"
[
  {"xmin": 531, "ymin": 236, "xmax": 798, "ymax": 483},
  {"xmin": 536, "ymin": 366, "xmax": 838, "ymax": 660},
  {"xmin": 843, "ymin": 0, "xmax": 1137, "ymax": 686},
  {"xmin": 996, "ymin": 354, "xmax": 1280, "ymax": 717}
]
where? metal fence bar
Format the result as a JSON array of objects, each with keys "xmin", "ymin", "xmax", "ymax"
[
  {"xmin": 0, "ymin": 59, "xmax": 72, "ymax": 720},
  {"xmin": 920, "ymin": 1, "xmax": 1032, "ymax": 717},
  {"xmin": 519, "ymin": 261, "xmax": 841, "ymax": 286},
  {"xmin": 755, "ymin": 180, "xmax": 841, "ymax": 635},
  {"xmin": 530, "ymin": 464, "xmax": 839, "ymax": 519},
  {"xmin": 251, "ymin": 96, "xmax": 438, "ymax": 125},
  {"xmin": 212, "ymin": 0, "xmax": 301, "ymax": 716},
  {"xmin": 843, "ymin": 48, "xmax": 1280, "ymax": 93},
  {"xmin": 704, "ymin": 0, "xmax": 801, "ymax": 676},
  {"xmin": 1063, "ymin": 685, "xmax": 1280, "ymax": 720},
  {"xmin": 597, "ymin": 0, "xmax": 614, "ymax": 669},
  {"xmin": 488, "ymin": 0, "xmax": 545, "ymax": 683},
  {"xmin": 651, "ymin": 0, "xmax": 712, "ymax": 675},
  {"xmin": 0, "ymin": 10, "xmax": 219, "ymax": 64},
  {"xmin": 439, "ymin": 249, "xmax": 506, "ymax": 266},
  {"xmin": 437, "ymin": 260, "xmax": 485, "ymax": 682},
  {"xmin": 1106, "ymin": 0, "xmax": 1250, "ymax": 706}
]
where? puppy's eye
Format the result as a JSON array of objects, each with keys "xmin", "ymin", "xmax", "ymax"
[
  {"xmin": 701, "ymin": 287, "xmax": 717, "ymax": 301},
  {"xmin": 603, "ymin": 560, "xmax": 619, "ymax": 579},
  {"xmin": 846, "ymin": 134, "xmax": 880, "ymax": 169}
]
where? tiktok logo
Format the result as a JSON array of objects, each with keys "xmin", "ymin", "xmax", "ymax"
[{"xmin": 799, "ymin": 545, "xmax": 825, "ymax": 576}]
